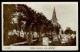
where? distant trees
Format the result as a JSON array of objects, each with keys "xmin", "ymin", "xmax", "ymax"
[{"xmin": 64, "ymin": 27, "xmax": 76, "ymax": 35}]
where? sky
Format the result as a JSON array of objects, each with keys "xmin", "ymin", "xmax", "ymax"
[
  {"xmin": 25, "ymin": 2, "xmax": 78, "ymax": 31},
  {"xmin": 2, "ymin": 2, "xmax": 78, "ymax": 31}
]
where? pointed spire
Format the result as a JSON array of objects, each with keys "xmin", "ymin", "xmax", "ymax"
[
  {"xmin": 52, "ymin": 7, "xmax": 57, "ymax": 22},
  {"xmin": 53, "ymin": 7, "xmax": 56, "ymax": 13}
]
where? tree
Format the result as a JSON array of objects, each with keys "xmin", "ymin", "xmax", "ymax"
[
  {"xmin": 3, "ymin": 4, "xmax": 61, "ymax": 45},
  {"xmin": 3, "ymin": 4, "xmax": 16, "ymax": 45},
  {"xmin": 65, "ymin": 27, "xmax": 73, "ymax": 34}
]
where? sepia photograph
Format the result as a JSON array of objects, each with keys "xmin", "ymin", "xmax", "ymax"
[{"xmin": 2, "ymin": 2, "xmax": 78, "ymax": 51}]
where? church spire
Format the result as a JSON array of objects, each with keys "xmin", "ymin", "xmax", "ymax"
[
  {"xmin": 52, "ymin": 7, "xmax": 57, "ymax": 22},
  {"xmin": 53, "ymin": 7, "xmax": 56, "ymax": 13}
]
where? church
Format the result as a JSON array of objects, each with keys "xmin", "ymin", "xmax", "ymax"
[{"xmin": 51, "ymin": 7, "xmax": 61, "ymax": 35}]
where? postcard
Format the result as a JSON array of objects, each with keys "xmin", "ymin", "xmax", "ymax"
[{"xmin": 2, "ymin": 2, "xmax": 78, "ymax": 51}]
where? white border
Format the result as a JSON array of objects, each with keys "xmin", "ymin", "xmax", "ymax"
[{"xmin": 2, "ymin": 2, "xmax": 78, "ymax": 51}]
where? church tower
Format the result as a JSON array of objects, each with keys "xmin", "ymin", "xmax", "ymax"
[
  {"xmin": 51, "ymin": 7, "xmax": 58, "ymax": 26},
  {"xmin": 51, "ymin": 7, "xmax": 61, "ymax": 35}
]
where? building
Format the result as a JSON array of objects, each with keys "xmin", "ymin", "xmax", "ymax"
[
  {"xmin": 51, "ymin": 7, "xmax": 61, "ymax": 41},
  {"xmin": 51, "ymin": 7, "xmax": 61, "ymax": 34},
  {"xmin": 51, "ymin": 7, "xmax": 58, "ymax": 25}
]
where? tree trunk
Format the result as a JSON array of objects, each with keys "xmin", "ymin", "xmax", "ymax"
[
  {"xmin": 39, "ymin": 32, "xmax": 42, "ymax": 41},
  {"xmin": 27, "ymin": 33, "xmax": 32, "ymax": 45},
  {"xmin": 4, "ymin": 28, "xmax": 8, "ymax": 45},
  {"xmin": 51, "ymin": 30, "xmax": 52, "ymax": 37},
  {"xmin": 27, "ymin": 31, "xmax": 33, "ymax": 45}
]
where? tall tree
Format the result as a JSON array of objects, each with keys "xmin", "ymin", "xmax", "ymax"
[{"xmin": 3, "ymin": 4, "xmax": 16, "ymax": 45}]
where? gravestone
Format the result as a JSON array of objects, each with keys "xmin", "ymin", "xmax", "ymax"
[
  {"xmin": 42, "ymin": 37, "xmax": 49, "ymax": 46},
  {"xmin": 53, "ymin": 35, "xmax": 58, "ymax": 41},
  {"xmin": 13, "ymin": 29, "xmax": 16, "ymax": 34},
  {"xmin": 16, "ymin": 30, "xmax": 19, "ymax": 36},
  {"xmin": 8, "ymin": 31, "xmax": 12, "ymax": 36},
  {"xmin": 71, "ymin": 34, "xmax": 76, "ymax": 39},
  {"xmin": 20, "ymin": 30, "xmax": 24, "ymax": 38},
  {"xmin": 60, "ymin": 34, "xmax": 69, "ymax": 44},
  {"xmin": 33, "ymin": 32, "xmax": 38, "ymax": 38}
]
